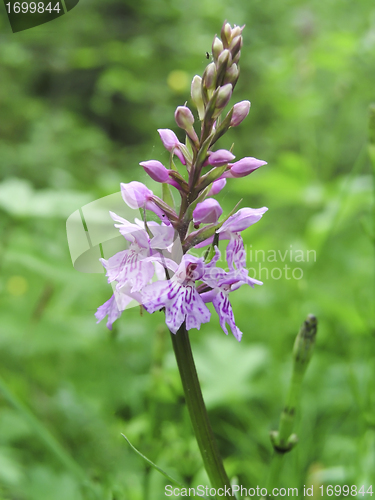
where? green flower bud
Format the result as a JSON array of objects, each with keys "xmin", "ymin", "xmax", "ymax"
[
  {"xmin": 212, "ymin": 36, "xmax": 224, "ymax": 61},
  {"xmin": 217, "ymin": 49, "xmax": 231, "ymax": 69},
  {"xmin": 224, "ymin": 64, "xmax": 239, "ymax": 85},
  {"xmin": 174, "ymin": 106, "xmax": 199, "ymax": 144},
  {"xmin": 215, "ymin": 83, "xmax": 232, "ymax": 109},
  {"xmin": 191, "ymin": 75, "xmax": 205, "ymax": 120},
  {"xmin": 229, "ymin": 35, "xmax": 243, "ymax": 60},
  {"xmin": 203, "ymin": 62, "xmax": 217, "ymax": 90},
  {"xmin": 221, "ymin": 21, "xmax": 231, "ymax": 48},
  {"xmin": 293, "ymin": 314, "xmax": 317, "ymax": 373},
  {"xmin": 216, "ymin": 49, "xmax": 231, "ymax": 87}
]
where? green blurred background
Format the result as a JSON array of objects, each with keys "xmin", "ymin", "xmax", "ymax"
[{"xmin": 0, "ymin": 0, "xmax": 374, "ymax": 498}]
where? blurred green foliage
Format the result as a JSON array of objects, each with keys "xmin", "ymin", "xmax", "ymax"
[{"xmin": 0, "ymin": 0, "xmax": 374, "ymax": 498}]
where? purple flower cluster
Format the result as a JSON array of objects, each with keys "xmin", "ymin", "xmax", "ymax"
[{"xmin": 96, "ymin": 22, "xmax": 268, "ymax": 341}]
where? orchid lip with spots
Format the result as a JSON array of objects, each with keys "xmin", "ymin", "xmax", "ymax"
[{"xmin": 96, "ymin": 22, "xmax": 268, "ymax": 341}]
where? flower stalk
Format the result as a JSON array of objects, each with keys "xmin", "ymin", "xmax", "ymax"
[{"xmin": 170, "ymin": 323, "xmax": 233, "ymax": 496}]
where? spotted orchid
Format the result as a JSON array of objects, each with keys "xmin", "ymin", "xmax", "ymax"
[{"xmin": 96, "ymin": 21, "xmax": 268, "ymax": 341}]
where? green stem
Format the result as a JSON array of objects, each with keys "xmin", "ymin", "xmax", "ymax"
[
  {"xmin": 170, "ymin": 323, "xmax": 232, "ymax": 497},
  {"xmin": 277, "ymin": 370, "xmax": 303, "ymax": 445}
]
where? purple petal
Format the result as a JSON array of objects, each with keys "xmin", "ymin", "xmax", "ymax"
[
  {"xmin": 218, "ymin": 207, "xmax": 268, "ymax": 233},
  {"xmin": 121, "ymin": 181, "xmax": 153, "ymax": 209},
  {"xmin": 184, "ymin": 286, "xmax": 211, "ymax": 331},
  {"xmin": 95, "ymin": 291, "xmax": 133, "ymax": 330},
  {"xmin": 226, "ymin": 234, "xmax": 246, "ymax": 271},
  {"xmin": 100, "ymin": 246, "xmax": 155, "ymax": 292},
  {"xmin": 149, "ymin": 224, "xmax": 176, "ymax": 249},
  {"xmin": 212, "ymin": 291, "xmax": 243, "ymax": 341}
]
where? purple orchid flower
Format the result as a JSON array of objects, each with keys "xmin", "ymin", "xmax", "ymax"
[
  {"xmin": 200, "ymin": 247, "xmax": 262, "ymax": 341},
  {"xmin": 217, "ymin": 207, "xmax": 268, "ymax": 271},
  {"xmin": 141, "ymin": 255, "xmax": 211, "ymax": 333},
  {"xmin": 100, "ymin": 213, "xmax": 155, "ymax": 292}
]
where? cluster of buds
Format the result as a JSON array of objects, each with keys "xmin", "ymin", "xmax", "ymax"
[{"xmin": 96, "ymin": 22, "xmax": 268, "ymax": 341}]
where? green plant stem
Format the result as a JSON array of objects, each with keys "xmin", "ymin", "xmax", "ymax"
[
  {"xmin": 277, "ymin": 370, "xmax": 303, "ymax": 445},
  {"xmin": 170, "ymin": 323, "xmax": 232, "ymax": 497}
]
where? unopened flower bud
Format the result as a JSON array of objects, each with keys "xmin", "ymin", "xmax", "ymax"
[
  {"xmin": 229, "ymin": 35, "xmax": 243, "ymax": 59},
  {"xmin": 231, "ymin": 25, "xmax": 244, "ymax": 39},
  {"xmin": 217, "ymin": 49, "xmax": 231, "ymax": 69},
  {"xmin": 223, "ymin": 157, "xmax": 267, "ymax": 178},
  {"xmin": 193, "ymin": 198, "xmax": 223, "ymax": 225},
  {"xmin": 203, "ymin": 62, "xmax": 217, "ymax": 90},
  {"xmin": 212, "ymin": 36, "xmax": 224, "ymax": 61},
  {"xmin": 221, "ymin": 22, "xmax": 232, "ymax": 48},
  {"xmin": 293, "ymin": 314, "xmax": 317, "ymax": 372},
  {"xmin": 224, "ymin": 63, "xmax": 239, "ymax": 85},
  {"xmin": 191, "ymin": 75, "xmax": 205, "ymax": 120},
  {"xmin": 175, "ymin": 106, "xmax": 198, "ymax": 143},
  {"xmin": 158, "ymin": 128, "xmax": 186, "ymax": 165},
  {"xmin": 207, "ymin": 149, "xmax": 235, "ymax": 166},
  {"xmin": 208, "ymin": 178, "xmax": 227, "ymax": 196},
  {"xmin": 230, "ymin": 100, "xmax": 251, "ymax": 127},
  {"xmin": 175, "ymin": 105, "xmax": 194, "ymax": 128},
  {"xmin": 139, "ymin": 160, "xmax": 170, "ymax": 183},
  {"xmin": 216, "ymin": 83, "xmax": 232, "ymax": 110}
]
